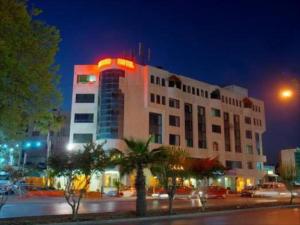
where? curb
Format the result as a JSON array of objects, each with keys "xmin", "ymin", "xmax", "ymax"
[{"xmin": 46, "ymin": 204, "xmax": 300, "ymax": 225}]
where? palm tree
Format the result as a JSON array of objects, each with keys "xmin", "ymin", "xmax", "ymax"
[
  {"xmin": 111, "ymin": 136, "xmax": 167, "ymax": 217},
  {"xmin": 151, "ymin": 146, "xmax": 188, "ymax": 214},
  {"xmin": 35, "ymin": 110, "xmax": 65, "ymax": 187}
]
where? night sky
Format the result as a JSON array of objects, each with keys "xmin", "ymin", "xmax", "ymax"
[{"xmin": 31, "ymin": 0, "xmax": 300, "ymax": 164}]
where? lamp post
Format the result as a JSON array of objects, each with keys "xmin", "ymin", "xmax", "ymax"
[{"xmin": 278, "ymin": 79, "xmax": 299, "ymax": 101}]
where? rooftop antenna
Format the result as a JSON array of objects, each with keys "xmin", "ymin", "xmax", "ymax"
[{"xmin": 147, "ymin": 48, "xmax": 151, "ymax": 63}]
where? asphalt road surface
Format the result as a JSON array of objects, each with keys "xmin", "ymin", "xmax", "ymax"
[
  {"xmin": 0, "ymin": 195, "xmax": 299, "ymax": 218},
  {"xmin": 112, "ymin": 208, "xmax": 300, "ymax": 225}
]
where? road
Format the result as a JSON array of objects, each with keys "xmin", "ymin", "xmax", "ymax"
[
  {"xmin": 110, "ymin": 208, "xmax": 300, "ymax": 225},
  {"xmin": 0, "ymin": 195, "xmax": 299, "ymax": 218}
]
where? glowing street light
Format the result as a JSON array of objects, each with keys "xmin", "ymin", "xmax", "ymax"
[{"xmin": 280, "ymin": 89, "xmax": 294, "ymax": 99}]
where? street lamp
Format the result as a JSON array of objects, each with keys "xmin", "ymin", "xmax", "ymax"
[{"xmin": 279, "ymin": 88, "xmax": 294, "ymax": 100}]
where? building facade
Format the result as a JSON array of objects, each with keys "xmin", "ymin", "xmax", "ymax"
[{"xmin": 69, "ymin": 58, "xmax": 266, "ymax": 191}]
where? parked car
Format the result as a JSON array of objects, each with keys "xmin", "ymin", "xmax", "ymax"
[
  {"xmin": 206, "ymin": 186, "xmax": 227, "ymax": 198},
  {"xmin": 152, "ymin": 186, "xmax": 193, "ymax": 199},
  {"xmin": 241, "ymin": 186, "xmax": 258, "ymax": 197},
  {"xmin": 252, "ymin": 182, "xmax": 296, "ymax": 198}
]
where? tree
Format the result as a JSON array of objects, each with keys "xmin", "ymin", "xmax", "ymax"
[
  {"xmin": 111, "ymin": 137, "xmax": 167, "ymax": 217},
  {"xmin": 0, "ymin": 0, "xmax": 61, "ymax": 142},
  {"xmin": 49, "ymin": 142, "xmax": 108, "ymax": 220},
  {"xmin": 151, "ymin": 146, "xmax": 188, "ymax": 214},
  {"xmin": 279, "ymin": 163, "xmax": 297, "ymax": 204}
]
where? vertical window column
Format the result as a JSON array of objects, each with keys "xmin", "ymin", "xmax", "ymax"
[
  {"xmin": 149, "ymin": 112, "xmax": 162, "ymax": 144},
  {"xmin": 223, "ymin": 112, "xmax": 231, "ymax": 152},
  {"xmin": 185, "ymin": 103, "xmax": 193, "ymax": 147},
  {"xmin": 197, "ymin": 106, "xmax": 207, "ymax": 149},
  {"xmin": 234, "ymin": 115, "xmax": 242, "ymax": 153}
]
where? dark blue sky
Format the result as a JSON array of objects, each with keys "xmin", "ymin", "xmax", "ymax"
[{"xmin": 32, "ymin": 0, "xmax": 300, "ymax": 164}]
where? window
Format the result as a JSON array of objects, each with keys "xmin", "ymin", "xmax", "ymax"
[
  {"xmin": 223, "ymin": 112, "xmax": 231, "ymax": 152},
  {"xmin": 205, "ymin": 91, "xmax": 208, "ymax": 98},
  {"xmin": 149, "ymin": 113, "xmax": 162, "ymax": 144},
  {"xmin": 150, "ymin": 75, "xmax": 155, "ymax": 84},
  {"xmin": 185, "ymin": 103, "xmax": 193, "ymax": 147},
  {"xmin": 196, "ymin": 88, "xmax": 200, "ymax": 96},
  {"xmin": 211, "ymin": 108, "xmax": 221, "ymax": 117},
  {"xmin": 201, "ymin": 90, "xmax": 204, "ymax": 97},
  {"xmin": 256, "ymin": 162, "xmax": 263, "ymax": 171},
  {"xmin": 187, "ymin": 86, "xmax": 191, "ymax": 93},
  {"xmin": 77, "ymin": 74, "xmax": 96, "ymax": 83},
  {"xmin": 198, "ymin": 106, "xmax": 207, "ymax": 148},
  {"xmin": 234, "ymin": 115, "xmax": 242, "ymax": 153},
  {"xmin": 229, "ymin": 98, "xmax": 232, "ymax": 104},
  {"xmin": 183, "ymin": 85, "xmax": 186, "ymax": 92},
  {"xmin": 255, "ymin": 133, "xmax": 261, "ymax": 155},
  {"xmin": 192, "ymin": 87, "xmax": 195, "ymax": 95},
  {"xmin": 212, "ymin": 125, "xmax": 221, "ymax": 133},
  {"xmin": 73, "ymin": 133, "xmax": 93, "ymax": 143},
  {"xmin": 226, "ymin": 160, "xmax": 242, "ymax": 169},
  {"xmin": 162, "ymin": 96, "xmax": 166, "ymax": 105},
  {"xmin": 75, "ymin": 94, "xmax": 95, "ymax": 103},
  {"xmin": 150, "ymin": 93, "xmax": 155, "ymax": 103},
  {"xmin": 246, "ymin": 145, "xmax": 253, "ymax": 154},
  {"xmin": 156, "ymin": 95, "xmax": 160, "ymax": 104},
  {"xmin": 74, "ymin": 113, "xmax": 94, "ymax": 123},
  {"xmin": 245, "ymin": 117, "xmax": 251, "ymax": 124},
  {"xmin": 162, "ymin": 78, "xmax": 165, "ymax": 86},
  {"xmin": 213, "ymin": 142, "xmax": 219, "ymax": 151},
  {"xmin": 156, "ymin": 77, "xmax": 160, "ymax": 85},
  {"xmin": 169, "ymin": 134, "xmax": 180, "ymax": 146},
  {"xmin": 169, "ymin": 115, "xmax": 180, "ymax": 127},
  {"xmin": 169, "ymin": 98, "xmax": 180, "ymax": 108},
  {"xmin": 246, "ymin": 130, "xmax": 252, "ymax": 139},
  {"xmin": 247, "ymin": 162, "xmax": 253, "ymax": 169}
]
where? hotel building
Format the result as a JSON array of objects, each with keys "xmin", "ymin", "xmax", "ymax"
[{"xmin": 69, "ymin": 57, "xmax": 266, "ymax": 192}]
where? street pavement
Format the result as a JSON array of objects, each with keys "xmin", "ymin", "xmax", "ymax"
[
  {"xmin": 109, "ymin": 208, "xmax": 300, "ymax": 225},
  {"xmin": 0, "ymin": 195, "xmax": 299, "ymax": 218}
]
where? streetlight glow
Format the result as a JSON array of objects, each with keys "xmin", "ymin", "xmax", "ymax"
[{"xmin": 279, "ymin": 89, "xmax": 294, "ymax": 100}]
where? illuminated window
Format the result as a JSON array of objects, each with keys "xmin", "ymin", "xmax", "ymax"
[{"xmin": 77, "ymin": 74, "xmax": 96, "ymax": 83}]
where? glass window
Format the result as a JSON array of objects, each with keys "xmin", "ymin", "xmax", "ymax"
[
  {"xmin": 211, "ymin": 108, "xmax": 221, "ymax": 117},
  {"xmin": 73, "ymin": 133, "xmax": 93, "ymax": 143},
  {"xmin": 149, "ymin": 112, "xmax": 162, "ymax": 144},
  {"xmin": 169, "ymin": 98, "xmax": 180, "ymax": 108},
  {"xmin": 196, "ymin": 88, "xmax": 200, "ymax": 96},
  {"xmin": 198, "ymin": 106, "xmax": 207, "ymax": 149},
  {"xmin": 169, "ymin": 115, "xmax": 180, "ymax": 127},
  {"xmin": 192, "ymin": 87, "xmax": 195, "ymax": 95},
  {"xmin": 150, "ymin": 75, "xmax": 155, "ymax": 84},
  {"xmin": 246, "ymin": 145, "xmax": 253, "ymax": 154},
  {"xmin": 156, "ymin": 77, "xmax": 160, "ymax": 85},
  {"xmin": 245, "ymin": 117, "xmax": 251, "ymax": 124},
  {"xmin": 226, "ymin": 160, "xmax": 242, "ymax": 169},
  {"xmin": 183, "ymin": 85, "xmax": 186, "ymax": 92},
  {"xmin": 212, "ymin": 125, "xmax": 221, "ymax": 133},
  {"xmin": 185, "ymin": 103, "xmax": 193, "ymax": 147},
  {"xmin": 77, "ymin": 74, "xmax": 96, "ymax": 83},
  {"xmin": 162, "ymin": 96, "xmax": 166, "ymax": 105},
  {"xmin": 256, "ymin": 162, "xmax": 263, "ymax": 171},
  {"xmin": 75, "ymin": 94, "xmax": 95, "ymax": 103},
  {"xmin": 169, "ymin": 134, "xmax": 180, "ymax": 146},
  {"xmin": 187, "ymin": 86, "xmax": 191, "ymax": 93},
  {"xmin": 162, "ymin": 78, "xmax": 165, "ymax": 86},
  {"xmin": 246, "ymin": 130, "xmax": 252, "ymax": 139},
  {"xmin": 205, "ymin": 91, "xmax": 208, "ymax": 98},
  {"xmin": 150, "ymin": 93, "xmax": 155, "ymax": 103},
  {"xmin": 156, "ymin": 95, "xmax": 160, "ymax": 104},
  {"xmin": 224, "ymin": 112, "xmax": 231, "ymax": 151},
  {"xmin": 74, "ymin": 113, "xmax": 94, "ymax": 123}
]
